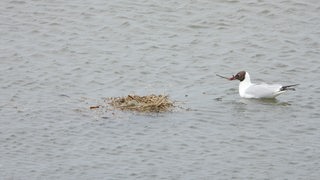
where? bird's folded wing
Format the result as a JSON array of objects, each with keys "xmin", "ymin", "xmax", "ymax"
[{"xmin": 245, "ymin": 84, "xmax": 282, "ymax": 98}]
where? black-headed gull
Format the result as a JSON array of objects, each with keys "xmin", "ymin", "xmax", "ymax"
[{"xmin": 228, "ymin": 71, "xmax": 298, "ymax": 98}]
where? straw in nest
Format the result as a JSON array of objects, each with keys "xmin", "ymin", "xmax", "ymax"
[{"xmin": 106, "ymin": 94, "xmax": 174, "ymax": 112}]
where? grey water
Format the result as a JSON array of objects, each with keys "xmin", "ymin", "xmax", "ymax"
[{"xmin": 1, "ymin": 0, "xmax": 320, "ymax": 179}]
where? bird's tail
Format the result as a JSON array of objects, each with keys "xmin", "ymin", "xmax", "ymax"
[{"xmin": 280, "ymin": 84, "xmax": 299, "ymax": 91}]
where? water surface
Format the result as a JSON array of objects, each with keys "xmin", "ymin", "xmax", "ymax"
[{"xmin": 1, "ymin": 0, "xmax": 320, "ymax": 179}]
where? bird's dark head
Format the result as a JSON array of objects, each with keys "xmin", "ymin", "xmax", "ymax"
[{"xmin": 229, "ymin": 71, "xmax": 246, "ymax": 81}]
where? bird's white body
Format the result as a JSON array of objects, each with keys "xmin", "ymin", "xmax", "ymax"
[
  {"xmin": 222, "ymin": 71, "xmax": 298, "ymax": 99},
  {"xmin": 238, "ymin": 72, "xmax": 286, "ymax": 98}
]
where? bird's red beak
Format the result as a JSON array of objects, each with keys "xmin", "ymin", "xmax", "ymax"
[{"xmin": 228, "ymin": 75, "xmax": 236, "ymax": 80}]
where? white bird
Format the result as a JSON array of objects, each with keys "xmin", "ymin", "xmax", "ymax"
[{"xmin": 228, "ymin": 71, "xmax": 298, "ymax": 98}]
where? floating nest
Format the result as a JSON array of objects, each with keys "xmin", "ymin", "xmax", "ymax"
[{"xmin": 104, "ymin": 94, "xmax": 174, "ymax": 113}]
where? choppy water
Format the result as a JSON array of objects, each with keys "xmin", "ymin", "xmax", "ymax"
[{"xmin": 1, "ymin": 0, "xmax": 320, "ymax": 179}]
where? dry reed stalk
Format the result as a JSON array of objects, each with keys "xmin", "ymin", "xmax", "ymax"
[{"xmin": 106, "ymin": 94, "xmax": 174, "ymax": 112}]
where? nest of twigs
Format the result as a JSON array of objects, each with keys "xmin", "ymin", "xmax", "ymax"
[{"xmin": 105, "ymin": 94, "xmax": 174, "ymax": 113}]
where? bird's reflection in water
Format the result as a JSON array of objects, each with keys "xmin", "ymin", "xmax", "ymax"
[{"xmin": 239, "ymin": 98, "xmax": 292, "ymax": 106}]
